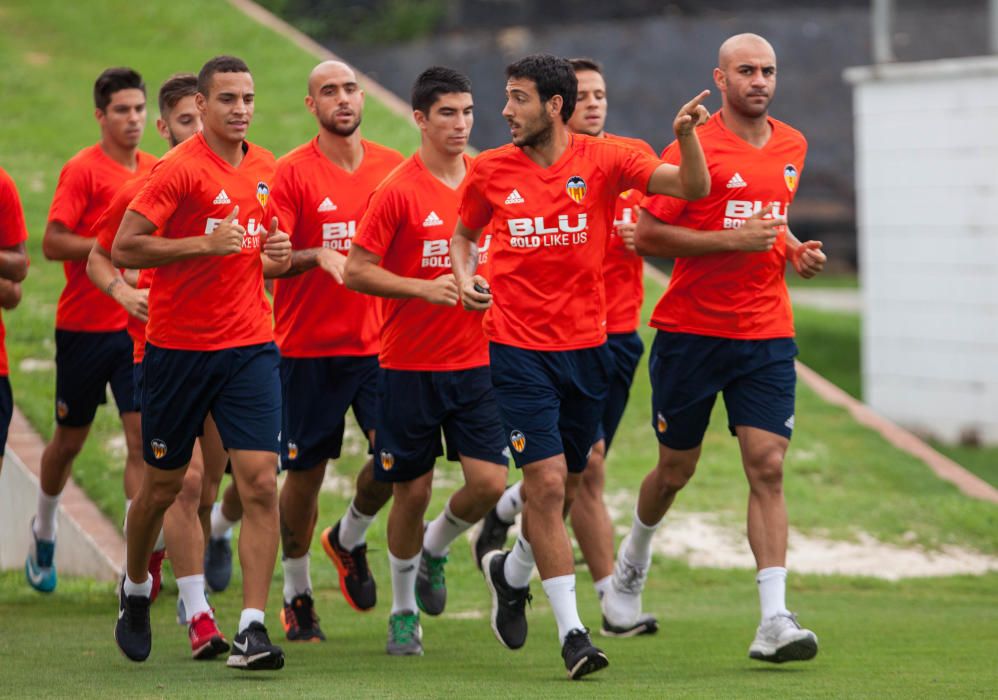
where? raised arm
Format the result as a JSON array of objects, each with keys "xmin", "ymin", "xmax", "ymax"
[
  {"xmin": 343, "ymin": 242, "xmax": 458, "ymax": 306},
  {"xmin": 646, "ymin": 91, "xmax": 712, "ymax": 200},
  {"xmin": 450, "ymin": 221, "xmax": 491, "ymax": 311},
  {"xmin": 634, "ymin": 203, "xmax": 785, "ymax": 258},
  {"xmin": 112, "ymin": 206, "xmax": 245, "ymax": 269}
]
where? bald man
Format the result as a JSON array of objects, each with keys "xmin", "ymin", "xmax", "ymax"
[
  {"xmin": 267, "ymin": 61, "xmax": 404, "ymax": 641},
  {"xmin": 602, "ymin": 34, "xmax": 824, "ymax": 663}
]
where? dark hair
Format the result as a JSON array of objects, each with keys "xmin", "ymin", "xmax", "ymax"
[
  {"xmin": 411, "ymin": 66, "xmax": 472, "ymax": 114},
  {"xmin": 568, "ymin": 57, "xmax": 602, "ymax": 75},
  {"xmin": 198, "ymin": 55, "xmax": 251, "ymax": 96},
  {"xmin": 157, "ymin": 73, "xmax": 198, "ymax": 116},
  {"xmin": 94, "ymin": 67, "xmax": 145, "ymax": 112},
  {"xmin": 505, "ymin": 54, "xmax": 577, "ymax": 122}
]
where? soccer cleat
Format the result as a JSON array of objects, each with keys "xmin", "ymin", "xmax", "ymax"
[
  {"xmin": 189, "ymin": 611, "xmax": 230, "ymax": 660},
  {"xmin": 482, "ymin": 550, "xmax": 531, "ymax": 650},
  {"xmin": 204, "ymin": 535, "xmax": 233, "ymax": 593},
  {"xmin": 226, "ymin": 622, "xmax": 285, "ymax": 670},
  {"xmin": 114, "ymin": 577, "xmax": 152, "ymax": 662},
  {"xmin": 472, "ymin": 506, "xmax": 513, "ymax": 571},
  {"xmin": 415, "ymin": 550, "xmax": 448, "ymax": 616},
  {"xmin": 748, "ymin": 612, "xmax": 819, "ymax": 663},
  {"xmin": 148, "ymin": 548, "xmax": 166, "ymax": 603},
  {"xmin": 561, "ymin": 628, "xmax": 609, "ymax": 680},
  {"xmin": 600, "ymin": 612, "xmax": 659, "ymax": 638},
  {"xmin": 24, "ymin": 518, "xmax": 57, "ymax": 593},
  {"xmin": 386, "ymin": 609, "xmax": 423, "ymax": 656},
  {"xmin": 601, "ymin": 536, "xmax": 649, "ymax": 629},
  {"xmin": 321, "ymin": 522, "xmax": 376, "ymax": 611},
  {"xmin": 281, "ymin": 592, "xmax": 326, "ymax": 642}
]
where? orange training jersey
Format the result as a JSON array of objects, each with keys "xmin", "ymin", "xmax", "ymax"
[
  {"xmin": 604, "ymin": 133, "xmax": 656, "ymax": 334},
  {"xmin": 93, "ymin": 174, "xmax": 154, "ymax": 364},
  {"xmin": 0, "ymin": 167, "xmax": 29, "ymax": 376},
  {"xmin": 353, "ymin": 152, "xmax": 490, "ymax": 371},
  {"xmin": 643, "ymin": 113, "xmax": 806, "ymax": 340},
  {"xmin": 128, "ymin": 133, "xmax": 276, "ymax": 351},
  {"xmin": 270, "ymin": 138, "xmax": 403, "ymax": 358},
  {"xmin": 48, "ymin": 144, "xmax": 155, "ymax": 332},
  {"xmin": 459, "ymin": 134, "xmax": 660, "ymax": 351}
]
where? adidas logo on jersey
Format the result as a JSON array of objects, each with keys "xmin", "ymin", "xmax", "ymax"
[
  {"xmin": 505, "ymin": 189, "xmax": 524, "ymax": 204},
  {"xmin": 212, "ymin": 189, "xmax": 232, "ymax": 204},
  {"xmin": 726, "ymin": 173, "xmax": 747, "ymax": 189},
  {"xmin": 317, "ymin": 197, "xmax": 337, "ymax": 212},
  {"xmin": 423, "ymin": 211, "xmax": 443, "ymax": 227}
]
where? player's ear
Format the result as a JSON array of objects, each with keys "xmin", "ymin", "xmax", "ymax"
[
  {"xmin": 548, "ymin": 94, "xmax": 563, "ymax": 120},
  {"xmin": 413, "ymin": 109, "xmax": 428, "ymax": 130},
  {"xmin": 713, "ymin": 67, "xmax": 725, "ymax": 91},
  {"xmin": 155, "ymin": 117, "xmax": 169, "ymax": 141},
  {"xmin": 195, "ymin": 91, "xmax": 207, "ymax": 113}
]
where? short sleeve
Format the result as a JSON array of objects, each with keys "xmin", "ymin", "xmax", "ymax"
[
  {"xmin": 610, "ymin": 144, "xmax": 661, "ymax": 198},
  {"xmin": 353, "ymin": 182, "xmax": 405, "ymax": 258},
  {"xmin": 0, "ymin": 170, "xmax": 29, "ymax": 247},
  {"xmin": 457, "ymin": 160, "xmax": 493, "ymax": 230},
  {"xmin": 269, "ymin": 161, "xmax": 299, "ymax": 243},
  {"xmin": 47, "ymin": 159, "xmax": 90, "ymax": 231},
  {"xmin": 129, "ymin": 159, "xmax": 188, "ymax": 230},
  {"xmin": 640, "ymin": 142, "xmax": 687, "ymax": 224},
  {"xmin": 92, "ymin": 186, "xmax": 133, "ymax": 252}
]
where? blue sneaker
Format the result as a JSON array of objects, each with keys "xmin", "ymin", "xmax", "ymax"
[
  {"xmin": 177, "ymin": 591, "xmax": 212, "ymax": 625},
  {"xmin": 25, "ymin": 518, "xmax": 57, "ymax": 593},
  {"xmin": 204, "ymin": 535, "xmax": 232, "ymax": 593}
]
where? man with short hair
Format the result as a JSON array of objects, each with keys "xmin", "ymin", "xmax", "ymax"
[
  {"xmin": 111, "ymin": 55, "xmax": 291, "ymax": 670},
  {"xmin": 451, "ymin": 53, "xmax": 709, "ymax": 678},
  {"xmin": 27, "ymin": 67, "xmax": 155, "ymax": 594},
  {"xmin": 602, "ymin": 33, "xmax": 824, "ymax": 664},
  {"xmin": 268, "ymin": 60, "xmax": 404, "ymax": 641}
]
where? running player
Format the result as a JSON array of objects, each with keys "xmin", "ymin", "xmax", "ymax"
[
  {"xmin": 111, "ymin": 55, "xmax": 291, "ymax": 670},
  {"xmin": 26, "ymin": 68, "xmax": 154, "ymax": 594},
  {"xmin": 601, "ymin": 34, "xmax": 825, "ymax": 664},
  {"xmin": 450, "ymin": 54, "xmax": 709, "ymax": 679},
  {"xmin": 268, "ymin": 60, "xmax": 403, "ymax": 641},
  {"xmin": 0, "ymin": 166, "xmax": 30, "ymax": 479},
  {"xmin": 346, "ymin": 66, "xmax": 508, "ymax": 656}
]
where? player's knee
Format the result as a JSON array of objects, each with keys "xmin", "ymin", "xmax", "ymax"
[
  {"xmin": 469, "ymin": 470, "xmax": 507, "ymax": 506},
  {"xmin": 175, "ymin": 470, "xmax": 202, "ymax": 508},
  {"xmin": 656, "ymin": 458, "xmax": 696, "ymax": 493},
  {"xmin": 746, "ymin": 450, "xmax": 784, "ymax": 490},
  {"xmin": 526, "ymin": 469, "xmax": 566, "ymax": 511},
  {"xmin": 237, "ymin": 469, "xmax": 278, "ymax": 509},
  {"xmin": 395, "ymin": 477, "xmax": 433, "ymax": 513}
]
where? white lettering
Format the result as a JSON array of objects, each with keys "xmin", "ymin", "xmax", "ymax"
[{"xmin": 322, "ymin": 221, "xmax": 356, "ymax": 241}]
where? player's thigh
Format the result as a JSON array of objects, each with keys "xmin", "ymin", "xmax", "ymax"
[
  {"xmin": 280, "ymin": 356, "xmax": 351, "ymax": 471},
  {"xmin": 558, "ymin": 344, "xmax": 613, "ymax": 473},
  {"xmin": 723, "ymin": 338, "xmax": 798, "ymax": 442},
  {"xmin": 373, "ymin": 369, "xmax": 443, "ymax": 484},
  {"xmin": 441, "ymin": 366, "xmax": 509, "ymax": 470},
  {"xmin": 53, "ymin": 330, "xmax": 119, "ymax": 427},
  {"xmin": 106, "ymin": 330, "xmax": 137, "ymax": 415},
  {"xmin": 601, "ymin": 331, "xmax": 645, "ymax": 451},
  {"xmin": 211, "ymin": 343, "xmax": 282, "ymax": 456}
]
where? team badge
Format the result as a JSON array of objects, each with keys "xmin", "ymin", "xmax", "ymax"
[
  {"xmin": 566, "ymin": 175, "xmax": 587, "ymax": 204},
  {"xmin": 656, "ymin": 412, "xmax": 668, "ymax": 434},
  {"xmin": 510, "ymin": 430, "xmax": 526, "ymax": 453},
  {"xmin": 783, "ymin": 164, "xmax": 799, "ymax": 193},
  {"xmin": 150, "ymin": 439, "xmax": 168, "ymax": 460},
  {"xmin": 287, "ymin": 441, "xmax": 298, "ymax": 461},
  {"xmin": 56, "ymin": 399, "xmax": 68, "ymax": 420},
  {"xmin": 256, "ymin": 181, "xmax": 270, "ymax": 208},
  {"xmin": 380, "ymin": 449, "xmax": 395, "ymax": 471}
]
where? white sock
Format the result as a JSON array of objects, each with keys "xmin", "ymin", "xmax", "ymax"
[
  {"xmin": 153, "ymin": 528, "xmax": 166, "ymax": 553},
  {"xmin": 423, "ymin": 499, "xmax": 473, "ymax": 557},
  {"xmin": 593, "ymin": 575, "xmax": 612, "ymax": 601},
  {"xmin": 123, "ymin": 573, "xmax": 152, "ymax": 598},
  {"xmin": 210, "ymin": 502, "xmax": 235, "ymax": 540},
  {"xmin": 124, "ymin": 499, "xmax": 132, "ymax": 530},
  {"xmin": 34, "ymin": 491, "xmax": 60, "ymax": 541},
  {"xmin": 282, "ymin": 554, "xmax": 312, "ymax": 601},
  {"xmin": 389, "ymin": 551, "xmax": 420, "ymax": 614},
  {"xmin": 495, "ymin": 481, "xmax": 522, "ymax": 524},
  {"xmin": 503, "ymin": 535, "xmax": 535, "ymax": 589},
  {"xmin": 177, "ymin": 574, "xmax": 211, "ymax": 619},
  {"xmin": 338, "ymin": 500, "xmax": 375, "ymax": 550},
  {"xmin": 542, "ymin": 574, "xmax": 585, "ymax": 644},
  {"xmin": 624, "ymin": 509, "xmax": 659, "ymax": 565},
  {"xmin": 238, "ymin": 608, "xmax": 265, "ymax": 633},
  {"xmin": 756, "ymin": 566, "xmax": 789, "ymax": 621}
]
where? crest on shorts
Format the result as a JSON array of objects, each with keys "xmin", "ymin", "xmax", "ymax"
[
  {"xmin": 56, "ymin": 399, "xmax": 69, "ymax": 420},
  {"xmin": 256, "ymin": 181, "xmax": 270, "ymax": 208},
  {"xmin": 510, "ymin": 430, "xmax": 526, "ymax": 453},
  {"xmin": 566, "ymin": 176, "xmax": 587, "ymax": 204},
  {"xmin": 656, "ymin": 412, "xmax": 668, "ymax": 434},
  {"xmin": 380, "ymin": 449, "xmax": 395, "ymax": 471},
  {"xmin": 150, "ymin": 439, "xmax": 168, "ymax": 460},
  {"xmin": 287, "ymin": 441, "xmax": 298, "ymax": 461},
  {"xmin": 783, "ymin": 164, "xmax": 798, "ymax": 193}
]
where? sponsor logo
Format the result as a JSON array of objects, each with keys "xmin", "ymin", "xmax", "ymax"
[
  {"xmin": 317, "ymin": 197, "xmax": 337, "ymax": 212},
  {"xmin": 784, "ymin": 164, "xmax": 799, "ymax": 192},
  {"xmin": 204, "ymin": 216, "xmax": 266, "ymax": 248},
  {"xmin": 233, "ymin": 638, "xmax": 249, "ymax": 653},
  {"xmin": 150, "ymin": 439, "xmax": 168, "ymax": 460},
  {"xmin": 726, "ymin": 172, "xmax": 747, "ymax": 188},
  {"xmin": 506, "ymin": 215, "xmax": 588, "ymax": 248},
  {"xmin": 212, "ymin": 189, "xmax": 231, "ymax": 205},
  {"xmin": 613, "ymin": 206, "xmax": 635, "ymax": 228},
  {"xmin": 504, "ymin": 189, "xmax": 524, "ymax": 205},
  {"xmin": 256, "ymin": 181, "xmax": 270, "ymax": 208},
  {"xmin": 656, "ymin": 412, "xmax": 668, "ymax": 433},
  {"xmin": 510, "ymin": 430, "xmax": 526, "ymax": 453},
  {"xmin": 422, "ymin": 211, "xmax": 444, "ymax": 227},
  {"xmin": 420, "ymin": 235, "xmax": 491, "ymax": 268},
  {"xmin": 287, "ymin": 441, "xmax": 298, "ymax": 460},
  {"xmin": 321, "ymin": 221, "xmax": 357, "ymax": 251},
  {"xmin": 784, "ymin": 415, "xmax": 795, "ymax": 430},
  {"xmin": 722, "ymin": 200, "xmax": 788, "ymax": 230},
  {"xmin": 566, "ymin": 175, "xmax": 587, "ymax": 203},
  {"xmin": 26, "ymin": 560, "xmax": 47, "ymax": 587},
  {"xmin": 56, "ymin": 399, "xmax": 68, "ymax": 420},
  {"xmin": 380, "ymin": 449, "xmax": 395, "ymax": 471}
]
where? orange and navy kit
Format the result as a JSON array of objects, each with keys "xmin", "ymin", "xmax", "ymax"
[{"xmin": 0, "ymin": 166, "xmax": 29, "ymax": 450}]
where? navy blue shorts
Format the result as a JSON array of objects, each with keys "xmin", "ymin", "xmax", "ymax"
[
  {"xmin": 54, "ymin": 329, "xmax": 135, "ymax": 427},
  {"xmin": 141, "ymin": 342, "xmax": 281, "ymax": 470},
  {"xmin": 489, "ymin": 342, "xmax": 612, "ymax": 473},
  {"xmin": 593, "ymin": 332, "xmax": 645, "ymax": 453},
  {"xmin": 281, "ymin": 355, "xmax": 379, "ymax": 471},
  {"xmin": 132, "ymin": 362, "xmax": 143, "ymax": 412},
  {"xmin": 0, "ymin": 375, "xmax": 12, "ymax": 453},
  {"xmin": 648, "ymin": 331, "xmax": 798, "ymax": 450},
  {"xmin": 373, "ymin": 366, "xmax": 508, "ymax": 483}
]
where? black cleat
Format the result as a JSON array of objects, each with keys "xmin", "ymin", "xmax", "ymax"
[
  {"xmin": 562, "ymin": 628, "xmax": 609, "ymax": 680},
  {"xmin": 226, "ymin": 622, "xmax": 285, "ymax": 670},
  {"xmin": 281, "ymin": 592, "xmax": 326, "ymax": 642},
  {"xmin": 473, "ymin": 507, "xmax": 514, "ymax": 571},
  {"xmin": 204, "ymin": 535, "xmax": 233, "ymax": 593},
  {"xmin": 114, "ymin": 578, "xmax": 151, "ymax": 662},
  {"xmin": 600, "ymin": 613, "xmax": 659, "ymax": 638},
  {"xmin": 321, "ymin": 522, "xmax": 376, "ymax": 611},
  {"xmin": 482, "ymin": 550, "xmax": 531, "ymax": 650}
]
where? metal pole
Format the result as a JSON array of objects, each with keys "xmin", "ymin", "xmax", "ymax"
[
  {"xmin": 872, "ymin": 0, "xmax": 895, "ymax": 63},
  {"xmin": 991, "ymin": 0, "xmax": 998, "ymax": 53}
]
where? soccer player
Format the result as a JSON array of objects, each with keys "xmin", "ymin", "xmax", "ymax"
[
  {"xmin": 475, "ymin": 58, "xmax": 660, "ymax": 637},
  {"xmin": 268, "ymin": 60, "xmax": 403, "ymax": 641},
  {"xmin": 345, "ymin": 66, "xmax": 508, "ymax": 656},
  {"xmin": 110, "ymin": 55, "xmax": 291, "ymax": 670},
  {"xmin": 0, "ymin": 166, "xmax": 30, "ymax": 479},
  {"xmin": 450, "ymin": 54, "xmax": 709, "ymax": 679},
  {"xmin": 601, "ymin": 33, "xmax": 825, "ymax": 664},
  {"xmin": 26, "ymin": 67, "xmax": 154, "ymax": 594}
]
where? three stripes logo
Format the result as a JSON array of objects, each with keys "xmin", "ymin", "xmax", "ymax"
[
  {"xmin": 509, "ymin": 430, "xmax": 526, "ymax": 453},
  {"xmin": 726, "ymin": 172, "xmax": 747, "ymax": 188},
  {"xmin": 504, "ymin": 189, "xmax": 524, "ymax": 205},
  {"xmin": 150, "ymin": 439, "xmax": 168, "ymax": 460}
]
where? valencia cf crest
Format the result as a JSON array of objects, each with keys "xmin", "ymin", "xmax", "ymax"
[
  {"xmin": 510, "ymin": 430, "xmax": 526, "ymax": 453},
  {"xmin": 287, "ymin": 441, "xmax": 298, "ymax": 461},
  {"xmin": 566, "ymin": 176, "xmax": 587, "ymax": 204},
  {"xmin": 256, "ymin": 181, "xmax": 270, "ymax": 208},
  {"xmin": 150, "ymin": 439, "xmax": 168, "ymax": 460},
  {"xmin": 380, "ymin": 449, "xmax": 395, "ymax": 471},
  {"xmin": 56, "ymin": 399, "xmax": 69, "ymax": 420},
  {"xmin": 656, "ymin": 412, "xmax": 668, "ymax": 434},
  {"xmin": 783, "ymin": 164, "xmax": 799, "ymax": 193}
]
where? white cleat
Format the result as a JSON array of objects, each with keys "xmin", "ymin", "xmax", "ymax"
[
  {"xmin": 748, "ymin": 612, "xmax": 819, "ymax": 663},
  {"xmin": 601, "ymin": 536, "xmax": 649, "ymax": 629}
]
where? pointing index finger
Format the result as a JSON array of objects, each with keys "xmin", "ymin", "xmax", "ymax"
[{"xmin": 684, "ymin": 89, "xmax": 711, "ymax": 112}]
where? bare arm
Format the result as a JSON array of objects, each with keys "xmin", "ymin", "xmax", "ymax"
[
  {"xmin": 86, "ymin": 241, "xmax": 148, "ymax": 322},
  {"xmin": 0, "ymin": 279, "xmax": 21, "ymax": 310},
  {"xmin": 784, "ymin": 226, "xmax": 825, "ymax": 279},
  {"xmin": 450, "ymin": 221, "xmax": 492, "ymax": 311},
  {"xmin": 634, "ymin": 204, "xmax": 785, "ymax": 258},
  {"xmin": 42, "ymin": 220, "xmax": 95, "ymax": 262},
  {"xmin": 260, "ymin": 218, "xmax": 292, "ymax": 279},
  {"xmin": 272, "ymin": 247, "xmax": 345, "ymax": 283},
  {"xmin": 0, "ymin": 242, "xmax": 28, "ymax": 282},
  {"xmin": 111, "ymin": 207, "xmax": 244, "ymax": 269},
  {"xmin": 646, "ymin": 91, "xmax": 712, "ymax": 200},
  {"xmin": 343, "ymin": 242, "xmax": 458, "ymax": 305}
]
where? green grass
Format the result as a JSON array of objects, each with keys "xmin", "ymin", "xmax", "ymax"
[
  {"xmin": 793, "ymin": 305, "xmax": 862, "ymax": 399},
  {"xmin": 929, "ymin": 441, "xmax": 998, "ymax": 493}
]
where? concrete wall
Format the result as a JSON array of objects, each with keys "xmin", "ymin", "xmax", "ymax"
[{"xmin": 846, "ymin": 56, "xmax": 998, "ymax": 445}]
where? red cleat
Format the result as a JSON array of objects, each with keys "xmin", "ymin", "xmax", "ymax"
[
  {"xmin": 148, "ymin": 549, "xmax": 166, "ymax": 603},
  {"xmin": 189, "ymin": 611, "xmax": 230, "ymax": 660}
]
